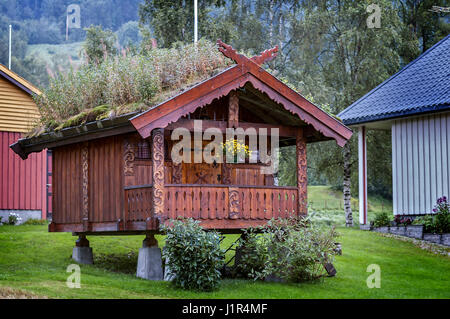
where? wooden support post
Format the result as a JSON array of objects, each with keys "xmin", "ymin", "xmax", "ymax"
[
  {"xmin": 358, "ymin": 126, "xmax": 368, "ymax": 225},
  {"xmin": 75, "ymin": 234, "xmax": 89, "ymax": 247},
  {"xmin": 228, "ymin": 90, "xmax": 239, "ymax": 128},
  {"xmin": 296, "ymin": 128, "xmax": 307, "ymax": 215},
  {"xmin": 152, "ymin": 128, "xmax": 165, "ymax": 220}
]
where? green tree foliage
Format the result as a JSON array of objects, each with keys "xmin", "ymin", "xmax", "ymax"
[
  {"xmin": 138, "ymin": 0, "xmax": 234, "ymax": 47},
  {"xmin": 82, "ymin": 25, "xmax": 117, "ymax": 65},
  {"xmin": 397, "ymin": 0, "xmax": 450, "ymax": 61}
]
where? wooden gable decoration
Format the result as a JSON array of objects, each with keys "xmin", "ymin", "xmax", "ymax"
[{"xmin": 131, "ymin": 40, "xmax": 352, "ymax": 147}]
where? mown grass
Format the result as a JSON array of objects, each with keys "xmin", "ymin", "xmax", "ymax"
[{"xmin": 0, "ymin": 224, "xmax": 448, "ymax": 299}]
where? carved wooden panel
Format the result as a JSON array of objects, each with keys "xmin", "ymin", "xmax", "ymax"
[
  {"xmin": 124, "ymin": 138, "xmax": 135, "ymax": 176},
  {"xmin": 296, "ymin": 129, "xmax": 308, "ymax": 215},
  {"xmin": 228, "ymin": 187, "xmax": 240, "ymax": 219},
  {"xmin": 228, "ymin": 90, "xmax": 239, "ymax": 128},
  {"xmin": 152, "ymin": 129, "xmax": 165, "ymax": 217},
  {"xmin": 172, "ymin": 162, "xmax": 182, "ymax": 184},
  {"xmin": 222, "ymin": 163, "xmax": 232, "ymax": 184},
  {"xmin": 81, "ymin": 142, "xmax": 89, "ymax": 230}
]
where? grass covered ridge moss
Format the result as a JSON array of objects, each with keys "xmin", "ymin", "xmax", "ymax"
[{"xmin": 31, "ymin": 40, "xmax": 233, "ymax": 136}]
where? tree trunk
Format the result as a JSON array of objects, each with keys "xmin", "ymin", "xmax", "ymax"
[{"xmin": 343, "ymin": 142, "xmax": 353, "ymax": 227}]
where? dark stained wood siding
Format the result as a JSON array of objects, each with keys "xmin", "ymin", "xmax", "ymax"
[
  {"xmin": 88, "ymin": 136, "xmax": 123, "ymax": 222},
  {"xmin": 52, "ymin": 135, "xmax": 123, "ymax": 224},
  {"xmin": 52, "ymin": 143, "xmax": 82, "ymax": 224}
]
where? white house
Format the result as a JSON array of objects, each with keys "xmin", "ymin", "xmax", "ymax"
[{"xmin": 339, "ymin": 35, "xmax": 449, "ymax": 225}]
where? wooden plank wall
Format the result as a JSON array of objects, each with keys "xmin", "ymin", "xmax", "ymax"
[
  {"xmin": 0, "ymin": 131, "xmax": 47, "ymax": 215},
  {"xmin": 392, "ymin": 112, "xmax": 450, "ymax": 215},
  {"xmin": 88, "ymin": 136, "xmax": 124, "ymax": 222},
  {"xmin": 52, "ymin": 135, "xmax": 124, "ymax": 224},
  {"xmin": 52, "ymin": 143, "xmax": 82, "ymax": 223},
  {"xmin": 0, "ymin": 77, "xmax": 40, "ymax": 133}
]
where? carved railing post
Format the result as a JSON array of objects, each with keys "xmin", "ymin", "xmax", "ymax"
[
  {"xmin": 81, "ymin": 142, "xmax": 90, "ymax": 231},
  {"xmin": 152, "ymin": 128, "xmax": 165, "ymax": 221},
  {"xmin": 296, "ymin": 129, "xmax": 308, "ymax": 215},
  {"xmin": 228, "ymin": 187, "xmax": 240, "ymax": 219}
]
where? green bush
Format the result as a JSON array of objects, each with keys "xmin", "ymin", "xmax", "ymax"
[
  {"xmin": 242, "ymin": 217, "xmax": 338, "ymax": 283},
  {"xmin": 21, "ymin": 219, "xmax": 48, "ymax": 226},
  {"xmin": 161, "ymin": 218, "xmax": 224, "ymax": 291},
  {"xmin": 413, "ymin": 197, "xmax": 450, "ymax": 233},
  {"xmin": 234, "ymin": 227, "xmax": 269, "ymax": 279},
  {"xmin": 372, "ymin": 211, "xmax": 391, "ymax": 228}
]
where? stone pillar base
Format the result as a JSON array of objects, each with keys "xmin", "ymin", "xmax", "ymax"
[
  {"xmin": 72, "ymin": 247, "xmax": 93, "ymax": 264},
  {"xmin": 72, "ymin": 235, "xmax": 93, "ymax": 264},
  {"xmin": 136, "ymin": 234, "xmax": 163, "ymax": 281}
]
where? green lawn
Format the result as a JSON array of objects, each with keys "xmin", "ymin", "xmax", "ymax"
[{"xmin": 0, "ymin": 224, "xmax": 448, "ymax": 299}]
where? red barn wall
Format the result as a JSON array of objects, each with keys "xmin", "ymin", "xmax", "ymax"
[{"xmin": 0, "ymin": 131, "xmax": 47, "ymax": 218}]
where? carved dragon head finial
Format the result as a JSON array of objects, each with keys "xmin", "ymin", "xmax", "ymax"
[
  {"xmin": 217, "ymin": 39, "xmax": 279, "ymax": 66},
  {"xmin": 217, "ymin": 39, "xmax": 245, "ymax": 64},
  {"xmin": 251, "ymin": 46, "xmax": 279, "ymax": 65}
]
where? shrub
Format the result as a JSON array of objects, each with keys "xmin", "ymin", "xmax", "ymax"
[
  {"xmin": 7, "ymin": 213, "xmax": 21, "ymax": 225},
  {"xmin": 245, "ymin": 217, "xmax": 339, "ymax": 283},
  {"xmin": 413, "ymin": 197, "xmax": 450, "ymax": 233},
  {"xmin": 372, "ymin": 211, "xmax": 391, "ymax": 228},
  {"xmin": 161, "ymin": 218, "xmax": 224, "ymax": 291},
  {"xmin": 394, "ymin": 215, "xmax": 412, "ymax": 226},
  {"xmin": 234, "ymin": 227, "xmax": 269, "ymax": 279},
  {"xmin": 21, "ymin": 219, "xmax": 48, "ymax": 226}
]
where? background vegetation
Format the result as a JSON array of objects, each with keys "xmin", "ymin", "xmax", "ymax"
[{"xmin": 0, "ymin": 0, "xmax": 448, "ymax": 203}]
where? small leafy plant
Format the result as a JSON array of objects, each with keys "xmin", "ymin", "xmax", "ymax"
[
  {"xmin": 394, "ymin": 215, "xmax": 413, "ymax": 226},
  {"xmin": 412, "ymin": 197, "xmax": 450, "ymax": 233},
  {"xmin": 234, "ymin": 227, "xmax": 269, "ymax": 279},
  {"xmin": 8, "ymin": 213, "xmax": 22, "ymax": 225},
  {"xmin": 237, "ymin": 217, "xmax": 339, "ymax": 283},
  {"xmin": 161, "ymin": 218, "xmax": 224, "ymax": 291},
  {"xmin": 372, "ymin": 211, "xmax": 391, "ymax": 228}
]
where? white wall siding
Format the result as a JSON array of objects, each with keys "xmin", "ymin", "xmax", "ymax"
[{"xmin": 392, "ymin": 112, "xmax": 450, "ymax": 215}]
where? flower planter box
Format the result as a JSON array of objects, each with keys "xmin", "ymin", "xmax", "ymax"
[
  {"xmin": 405, "ymin": 225, "xmax": 423, "ymax": 239},
  {"xmin": 389, "ymin": 226, "xmax": 406, "ymax": 236},
  {"xmin": 440, "ymin": 234, "xmax": 450, "ymax": 246},
  {"xmin": 373, "ymin": 226, "xmax": 389, "ymax": 233},
  {"xmin": 423, "ymin": 233, "xmax": 441, "ymax": 244}
]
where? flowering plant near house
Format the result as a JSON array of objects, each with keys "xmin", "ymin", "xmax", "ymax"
[
  {"xmin": 8, "ymin": 213, "xmax": 22, "ymax": 225},
  {"xmin": 219, "ymin": 139, "xmax": 252, "ymax": 163}
]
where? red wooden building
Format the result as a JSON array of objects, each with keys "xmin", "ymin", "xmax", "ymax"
[
  {"xmin": 11, "ymin": 42, "xmax": 351, "ymax": 272},
  {"xmin": 0, "ymin": 64, "xmax": 49, "ymax": 223}
]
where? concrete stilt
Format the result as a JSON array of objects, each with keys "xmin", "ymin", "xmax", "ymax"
[
  {"xmin": 163, "ymin": 247, "xmax": 175, "ymax": 281},
  {"xmin": 72, "ymin": 234, "xmax": 93, "ymax": 264},
  {"xmin": 136, "ymin": 234, "xmax": 163, "ymax": 280}
]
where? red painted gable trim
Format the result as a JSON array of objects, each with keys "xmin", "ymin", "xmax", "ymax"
[{"xmin": 130, "ymin": 44, "xmax": 352, "ymax": 146}]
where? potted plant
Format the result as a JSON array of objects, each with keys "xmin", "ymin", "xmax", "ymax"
[{"xmin": 219, "ymin": 139, "xmax": 252, "ymax": 164}]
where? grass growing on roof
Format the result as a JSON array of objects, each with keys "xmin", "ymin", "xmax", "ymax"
[
  {"xmin": 0, "ymin": 223, "xmax": 448, "ymax": 299},
  {"xmin": 31, "ymin": 39, "xmax": 233, "ymax": 135}
]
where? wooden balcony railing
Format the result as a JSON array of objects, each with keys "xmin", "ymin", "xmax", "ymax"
[{"xmin": 124, "ymin": 184, "xmax": 298, "ymax": 224}]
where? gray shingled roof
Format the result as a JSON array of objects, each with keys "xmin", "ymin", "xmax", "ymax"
[{"xmin": 338, "ymin": 34, "xmax": 450, "ymax": 125}]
